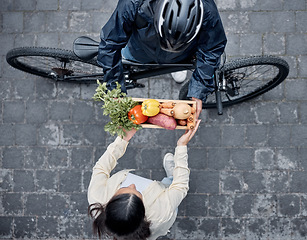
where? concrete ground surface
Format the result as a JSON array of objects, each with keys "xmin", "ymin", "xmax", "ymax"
[{"xmin": 0, "ymin": 0, "xmax": 307, "ymax": 239}]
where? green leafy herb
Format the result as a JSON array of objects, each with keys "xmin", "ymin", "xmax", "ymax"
[{"xmin": 93, "ymin": 81, "xmax": 142, "ymax": 137}]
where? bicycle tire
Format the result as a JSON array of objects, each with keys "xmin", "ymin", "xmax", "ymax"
[
  {"xmin": 179, "ymin": 55, "xmax": 289, "ymax": 109},
  {"xmin": 6, "ymin": 47, "xmax": 103, "ymax": 82}
]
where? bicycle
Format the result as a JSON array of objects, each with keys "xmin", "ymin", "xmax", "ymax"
[{"xmin": 6, "ymin": 36, "xmax": 289, "ymax": 115}]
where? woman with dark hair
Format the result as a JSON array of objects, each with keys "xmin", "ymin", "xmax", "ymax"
[{"xmin": 88, "ymin": 120, "xmax": 200, "ymax": 240}]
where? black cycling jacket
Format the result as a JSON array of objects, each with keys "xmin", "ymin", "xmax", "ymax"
[{"xmin": 97, "ymin": 0, "xmax": 227, "ymax": 100}]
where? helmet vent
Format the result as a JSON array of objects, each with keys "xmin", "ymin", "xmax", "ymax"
[
  {"xmin": 168, "ymin": 11, "xmax": 174, "ymax": 30},
  {"xmin": 162, "ymin": 3, "xmax": 169, "ymax": 19},
  {"xmin": 174, "ymin": 31, "xmax": 181, "ymax": 40},
  {"xmin": 176, "ymin": 0, "xmax": 182, "ymax": 16},
  {"xmin": 188, "ymin": 3, "xmax": 195, "ymax": 19}
]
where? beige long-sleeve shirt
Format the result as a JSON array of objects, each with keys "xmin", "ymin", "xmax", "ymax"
[{"xmin": 88, "ymin": 136, "xmax": 190, "ymax": 240}]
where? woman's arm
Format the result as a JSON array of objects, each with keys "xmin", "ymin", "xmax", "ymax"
[{"xmin": 167, "ymin": 120, "xmax": 201, "ymax": 208}]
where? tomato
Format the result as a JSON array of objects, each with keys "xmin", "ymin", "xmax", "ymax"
[{"xmin": 128, "ymin": 105, "xmax": 148, "ymax": 124}]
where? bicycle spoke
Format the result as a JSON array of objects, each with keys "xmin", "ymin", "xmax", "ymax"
[{"xmin": 16, "ymin": 55, "xmax": 103, "ymax": 78}]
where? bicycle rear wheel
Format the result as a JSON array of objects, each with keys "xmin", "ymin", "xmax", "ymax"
[
  {"xmin": 179, "ymin": 55, "xmax": 289, "ymax": 108},
  {"xmin": 6, "ymin": 47, "xmax": 103, "ymax": 82}
]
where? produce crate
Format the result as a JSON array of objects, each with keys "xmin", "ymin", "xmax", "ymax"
[{"xmin": 132, "ymin": 98, "xmax": 196, "ymax": 130}]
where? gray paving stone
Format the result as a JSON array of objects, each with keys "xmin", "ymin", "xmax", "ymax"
[
  {"xmin": 291, "ymin": 125, "xmax": 307, "ymax": 147},
  {"xmin": 240, "ymin": 33, "xmax": 263, "ymax": 55},
  {"xmin": 290, "ymin": 171, "xmax": 307, "ymax": 193},
  {"xmin": 296, "ymin": 11, "xmax": 307, "ymax": 32},
  {"xmin": 268, "ymin": 217, "xmax": 292, "ymax": 239},
  {"xmin": 70, "ymin": 192, "xmax": 88, "ymax": 214},
  {"xmin": 272, "ymin": 11, "xmax": 296, "ymax": 33},
  {"xmin": 189, "ymin": 171, "xmax": 219, "ymax": 194},
  {"xmin": 2, "ymin": 193, "xmax": 23, "ymax": 215},
  {"xmin": 253, "ymin": 194, "xmax": 277, "ymax": 217},
  {"xmin": 3, "ymin": 101, "xmax": 25, "ymax": 123},
  {"xmin": 233, "ymin": 194, "xmax": 254, "ymax": 217},
  {"xmin": 221, "ymin": 171, "xmax": 243, "ymax": 193},
  {"xmin": 2, "ymin": 147, "xmax": 24, "ymax": 169},
  {"xmin": 246, "ymin": 218, "xmax": 268, "ymax": 239},
  {"xmin": 221, "ymin": 217, "xmax": 245, "ymax": 238},
  {"xmin": 291, "ymin": 217, "xmax": 307, "ymax": 239},
  {"xmin": 198, "ymin": 218, "xmax": 220, "ymax": 238},
  {"xmin": 59, "ymin": 170, "xmax": 82, "ymax": 192},
  {"xmin": 49, "ymin": 101, "xmax": 71, "ymax": 121},
  {"xmin": 13, "ymin": 216, "xmax": 37, "ymax": 238},
  {"xmin": 263, "ymin": 33, "xmax": 286, "ymax": 55},
  {"xmin": 257, "ymin": 0, "xmax": 283, "ymax": 11},
  {"xmin": 24, "ymin": 12, "xmax": 46, "ymax": 33},
  {"xmin": 46, "ymin": 193, "xmax": 70, "ymax": 216},
  {"xmin": 221, "ymin": 125, "xmax": 245, "ymax": 147},
  {"xmin": 2, "ymin": 12, "xmax": 23, "ymax": 33},
  {"xmin": 69, "ymin": 12, "xmax": 93, "ymax": 33},
  {"xmin": 207, "ymin": 148, "xmax": 230, "ymax": 170},
  {"xmin": 25, "ymin": 193, "xmax": 47, "ymax": 215},
  {"xmin": 268, "ymin": 125, "xmax": 291, "ymax": 147},
  {"xmin": 254, "ymin": 147, "xmax": 276, "ymax": 170},
  {"xmin": 71, "ymin": 147, "xmax": 94, "ymax": 170},
  {"xmin": 11, "ymin": 78, "xmax": 36, "ymax": 100},
  {"xmin": 231, "ymin": 148, "xmax": 254, "ymax": 170},
  {"xmin": 60, "ymin": 124, "xmax": 84, "ymax": 145},
  {"xmin": 59, "ymin": 0, "xmax": 81, "ymax": 11},
  {"xmin": 287, "ymin": 34, "xmax": 307, "ymax": 55},
  {"xmin": 47, "ymin": 147, "xmax": 69, "ymax": 168},
  {"xmin": 298, "ymin": 55, "xmax": 307, "ymax": 78},
  {"xmin": 36, "ymin": 32, "xmax": 60, "ymax": 49},
  {"xmin": 14, "ymin": 0, "xmax": 36, "ymax": 11},
  {"xmin": 199, "ymin": 125, "xmax": 221, "ymax": 147},
  {"xmin": 184, "ymin": 194, "xmax": 208, "ymax": 217},
  {"xmin": 243, "ymin": 171, "xmax": 266, "ymax": 193},
  {"xmin": 24, "ymin": 147, "xmax": 47, "ymax": 169},
  {"xmin": 36, "ymin": 0, "xmax": 58, "ymax": 11},
  {"xmin": 278, "ymin": 194, "xmax": 300, "ymax": 216},
  {"xmin": 0, "ymin": 1, "xmax": 306, "ymax": 239},
  {"xmin": 254, "ymin": 102, "xmax": 279, "ymax": 124},
  {"xmin": 71, "ymin": 100, "xmax": 95, "ymax": 122},
  {"xmin": 283, "ymin": 0, "xmax": 306, "ymax": 10},
  {"xmin": 37, "ymin": 216, "xmax": 59, "ymax": 238},
  {"xmin": 249, "ymin": 12, "xmax": 273, "ymax": 33},
  {"xmin": 0, "ymin": 170, "xmax": 14, "ymax": 192},
  {"xmin": 285, "ymin": 79, "xmax": 307, "ymax": 101},
  {"xmin": 0, "ymin": 216, "xmax": 13, "ymax": 238},
  {"xmin": 38, "ymin": 123, "xmax": 60, "ymax": 146},
  {"xmin": 187, "ymin": 148, "xmax": 207, "ymax": 169},
  {"xmin": 13, "ymin": 170, "xmax": 35, "ymax": 192},
  {"xmin": 246, "ymin": 124, "xmax": 268, "ymax": 147},
  {"xmin": 265, "ymin": 171, "xmax": 290, "ymax": 193}
]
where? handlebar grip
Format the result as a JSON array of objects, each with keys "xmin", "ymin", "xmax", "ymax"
[{"xmin": 215, "ymin": 90, "xmax": 223, "ymax": 115}]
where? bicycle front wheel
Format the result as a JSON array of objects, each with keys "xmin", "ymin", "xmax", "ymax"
[
  {"xmin": 179, "ymin": 55, "xmax": 289, "ymax": 108},
  {"xmin": 6, "ymin": 47, "xmax": 104, "ymax": 82}
]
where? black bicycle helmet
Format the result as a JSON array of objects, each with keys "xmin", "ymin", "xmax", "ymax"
[{"xmin": 154, "ymin": 0, "xmax": 204, "ymax": 52}]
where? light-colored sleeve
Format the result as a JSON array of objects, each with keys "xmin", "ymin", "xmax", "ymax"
[
  {"xmin": 167, "ymin": 145, "xmax": 190, "ymax": 208},
  {"xmin": 87, "ymin": 136, "xmax": 129, "ymax": 204}
]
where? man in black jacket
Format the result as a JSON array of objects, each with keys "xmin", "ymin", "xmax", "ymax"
[{"xmin": 97, "ymin": 0, "xmax": 227, "ymax": 119}]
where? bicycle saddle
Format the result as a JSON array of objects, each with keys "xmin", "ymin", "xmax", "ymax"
[{"xmin": 73, "ymin": 36, "xmax": 99, "ymax": 61}]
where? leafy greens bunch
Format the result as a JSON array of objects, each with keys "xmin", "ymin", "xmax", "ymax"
[{"xmin": 93, "ymin": 81, "xmax": 142, "ymax": 137}]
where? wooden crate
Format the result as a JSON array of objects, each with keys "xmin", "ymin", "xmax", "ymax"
[{"xmin": 132, "ymin": 98, "xmax": 196, "ymax": 130}]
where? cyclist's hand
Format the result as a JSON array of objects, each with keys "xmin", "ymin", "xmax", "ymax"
[
  {"xmin": 177, "ymin": 120, "xmax": 201, "ymax": 146},
  {"xmin": 192, "ymin": 97, "xmax": 202, "ymax": 120}
]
